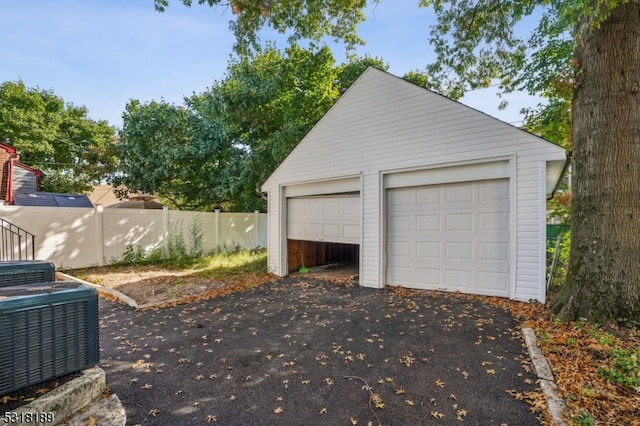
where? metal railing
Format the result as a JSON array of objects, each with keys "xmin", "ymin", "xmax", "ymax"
[{"xmin": 0, "ymin": 218, "xmax": 35, "ymax": 261}]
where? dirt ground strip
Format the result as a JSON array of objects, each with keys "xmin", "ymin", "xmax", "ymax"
[
  {"xmin": 67, "ymin": 265, "xmax": 234, "ymax": 307},
  {"xmin": 99, "ymin": 276, "xmax": 542, "ymax": 425}
]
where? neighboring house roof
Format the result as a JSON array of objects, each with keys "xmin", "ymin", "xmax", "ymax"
[
  {"xmin": 0, "ymin": 142, "xmax": 94, "ymax": 207},
  {"xmin": 107, "ymin": 199, "xmax": 165, "ymax": 209},
  {"xmin": 11, "ymin": 160, "xmax": 43, "ymax": 177},
  {"xmin": 106, "ymin": 193, "xmax": 165, "ymax": 209},
  {"xmin": 0, "ymin": 142, "xmax": 17, "ymax": 155},
  {"xmin": 12, "ymin": 192, "xmax": 94, "ymax": 208},
  {"xmin": 0, "ymin": 142, "xmax": 43, "ymax": 204},
  {"xmin": 88, "ymin": 184, "xmax": 122, "ymax": 207}
]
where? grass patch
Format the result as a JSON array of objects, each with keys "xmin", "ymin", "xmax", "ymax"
[
  {"xmin": 71, "ymin": 248, "xmax": 268, "ymax": 281},
  {"xmin": 109, "ymin": 245, "xmax": 267, "ymax": 273},
  {"xmin": 198, "ymin": 249, "xmax": 268, "ymax": 277}
]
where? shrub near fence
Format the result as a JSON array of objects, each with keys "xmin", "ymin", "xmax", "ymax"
[{"xmin": 0, "ymin": 205, "xmax": 267, "ymax": 269}]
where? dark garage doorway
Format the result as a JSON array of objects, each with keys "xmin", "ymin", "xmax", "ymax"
[{"xmin": 287, "ymin": 239, "xmax": 359, "ymax": 274}]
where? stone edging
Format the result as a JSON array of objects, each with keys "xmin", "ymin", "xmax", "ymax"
[
  {"xmin": 10, "ymin": 367, "xmax": 105, "ymax": 426},
  {"xmin": 56, "ymin": 271, "xmax": 138, "ymax": 308},
  {"xmin": 522, "ymin": 327, "xmax": 568, "ymax": 426}
]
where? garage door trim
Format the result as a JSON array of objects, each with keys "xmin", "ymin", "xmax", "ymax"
[
  {"xmin": 382, "ymin": 160, "xmax": 515, "ymax": 298},
  {"xmin": 284, "ymin": 176, "xmax": 361, "ymax": 197},
  {"xmin": 384, "ymin": 159, "xmax": 510, "ymax": 189},
  {"xmin": 278, "ymin": 175, "xmax": 363, "ymax": 278}
]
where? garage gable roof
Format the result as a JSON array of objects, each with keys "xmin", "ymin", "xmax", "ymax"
[{"xmin": 262, "ymin": 67, "xmax": 565, "ymax": 190}]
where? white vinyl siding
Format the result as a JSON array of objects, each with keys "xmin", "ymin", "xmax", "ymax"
[{"xmin": 262, "ymin": 67, "xmax": 566, "ymax": 301}]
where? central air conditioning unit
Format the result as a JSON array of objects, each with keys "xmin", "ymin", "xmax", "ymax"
[
  {"xmin": 0, "ymin": 282, "xmax": 100, "ymax": 395},
  {"xmin": 0, "ymin": 261, "xmax": 56, "ymax": 288}
]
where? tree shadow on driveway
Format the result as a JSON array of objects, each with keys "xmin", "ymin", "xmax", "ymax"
[{"xmin": 99, "ymin": 277, "xmax": 541, "ymax": 425}]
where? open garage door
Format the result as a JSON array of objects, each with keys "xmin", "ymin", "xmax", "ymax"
[
  {"xmin": 386, "ymin": 179, "xmax": 510, "ymax": 297},
  {"xmin": 287, "ymin": 195, "xmax": 360, "ymax": 244}
]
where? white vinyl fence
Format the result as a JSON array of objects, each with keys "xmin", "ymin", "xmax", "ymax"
[{"xmin": 0, "ymin": 205, "xmax": 267, "ymax": 269}]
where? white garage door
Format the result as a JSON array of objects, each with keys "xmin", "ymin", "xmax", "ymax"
[
  {"xmin": 287, "ymin": 195, "xmax": 360, "ymax": 244},
  {"xmin": 387, "ymin": 179, "xmax": 510, "ymax": 297}
]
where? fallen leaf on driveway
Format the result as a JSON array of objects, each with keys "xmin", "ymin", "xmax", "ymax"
[
  {"xmin": 457, "ymin": 409, "xmax": 468, "ymax": 420},
  {"xmin": 431, "ymin": 410, "xmax": 444, "ymax": 419}
]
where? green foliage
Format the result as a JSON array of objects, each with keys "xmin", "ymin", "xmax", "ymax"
[
  {"xmin": 153, "ymin": 0, "xmax": 624, "ymax": 103},
  {"xmin": 418, "ymin": 0, "xmax": 627, "ymax": 99},
  {"xmin": 572, "ymin": 322, "xmax": 640, "ymax": 391},
  {"xmin": 547, "ymin": 229, "xmax": 571, "ymax": 289},
  {"xmin": 599, "ymin": 347, "xmax": 640, "ymax": 390},
  {"xmin": 114, "ymin": 98, "xmax": 241, "ymax": 210},
  {"xmin": 112, "ymin": 241, "xmax": 267, "ymax": 276},
  {"xmin": 201, "ymin": 248, "xmax": 268, "ymax": 276},
  {"xmin": 335, "ymin": 54, "xmax": 389, "ymax": 95},
  {"xmin": 116, "ymin": 44, "xmax": 354, "ymax": 211},
  {"xmin": 112, "ymin": 217, "xmax": 211, "ymax": 268},
  {"xmin": 209, "ymin": 44, "xmax": 339, "ymax": 210},
  {"xmin": 168, "ymin": 220, "xmax": 188, "ymax": 261},
  {"xmin": 188, "ymin": 47, "xmax": 387, "ymax": 211},
  {"xmin": 597, "ymin": 332, "xmax": 615, "ymax": 347},
  {"xmin": 189, "ymin": 216, "xmax": 204, "ymax": 258},
  {"xmin": 548, "ymin": 191, "xmax": 572, "ymax": 224},
  {"xmin": 402, "ymin": 69, "xmax": 437, "ymax": 92},
  {"xmin": 150, "ymin": 1, "xmax": 628, "ymax": 155},
  {"xmin": 580, "ymin": 387, "xmax": 595, "ymax": 397},
  {"xmin": 117, "ymin": 244, "xmax": 148, "ymax": 266},
  {"xmin": 116, "ymin": 45, "xmax": 427, "ymax": 212},
  {"xmin": 0, "ymin": 80, "xmax": 118, "ymax": 194},
  {"xmin": 522, "ymin": 97, "xmax": 572, "ymax": 148},
  {"xmin": 413, "ymin": 1, "xmax": 631, "ymax": 151},
  {"xmin": 573, "ymin": 409, "xmax": 596, "ymax": 426},
  {"xmin": 154, "ymin": 0, "xmax": 375, "ymax": 55}
]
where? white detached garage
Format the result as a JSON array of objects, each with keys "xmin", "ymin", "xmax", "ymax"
[{"xmin": 261, "ymin": 67, "xmax": 566, "ymax": 302}]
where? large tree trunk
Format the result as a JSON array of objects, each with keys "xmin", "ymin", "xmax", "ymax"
[{"xmin": 551, "ymin": 1, "xmax": 640, "ymax": 324}]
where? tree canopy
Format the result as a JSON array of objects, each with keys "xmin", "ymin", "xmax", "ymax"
[
  {"xmin": 0, "ymin": 81, "xmax": 118, "ymax": 194},
  {"xmin": 116, "ymin": 46, "xmax": 391, "ymax": 211},
  {"xmin": 206, "ymin": 44, "xmax": 340, "ymax": 210},
  {"xmin": 113, "ymin": 98, "xmax": 240, "ymax": 211},
  {"xmin": 154, "ymin": 0, "xmax": 372, "ymax": 55}
]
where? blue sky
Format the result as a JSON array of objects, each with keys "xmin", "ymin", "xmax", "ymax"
[{"xmin": 2, "ymin": 0, "xmax": 540, "ymax": 129}]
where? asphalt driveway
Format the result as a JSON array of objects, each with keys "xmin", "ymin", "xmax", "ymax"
[{"xmin": 99, "ymin": 276, "xmax": 541, "ymax": 425}]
